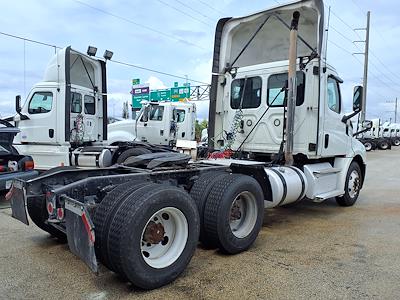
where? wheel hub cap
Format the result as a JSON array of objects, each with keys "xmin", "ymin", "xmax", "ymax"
[{"xmin": 143, "ymin": 221, "xmax": 165, "ymax": 244}]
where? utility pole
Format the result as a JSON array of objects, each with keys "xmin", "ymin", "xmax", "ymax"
[
  {"xmin": 395, "ymin": 97, "xmax": 398, "ymax": 123},
  {"xmin": 354, "ymin": 11, "xmax": 370, "ymax": 124}
]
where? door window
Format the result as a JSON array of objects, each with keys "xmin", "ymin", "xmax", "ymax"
[
  {"xmin": 231, "ymin": 77, "xmax": 262, "ymax": 109},
  {"xmin": 327, "ymin": 77, "xmax": 341, "ymax": 113},
  {"xmin": 149, "ymin": 106, "xmax": 164, "ymax": 121},
  {"xmin": 267, "ymin": 71, "xmax": 305, "ymax": 107},
  {"xmin": 176, "ymin": 109, "xmax": 185, "ymax": 123},
  {"xmin": 28, "ymin": 92, "xmax": 53, "ymax": 114},
  {"xmin": 71, "ymin": 92, "xmax": 82, "ymax": 113},
  {"xmin": 84, "ymin": 95, "xmax": 95, "ymax": 115}
]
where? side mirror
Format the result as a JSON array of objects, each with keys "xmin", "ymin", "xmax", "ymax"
[
  {"xmin": 353, "ymin": 85, "xmax": 363, "ymax": 112},
  {"xmin": 363, "ymin": 120, "xmax": 373, "ymax": 130},
  {"xmin": 15, "ymin": 95, "xmax": 22, "ymax": 113}
]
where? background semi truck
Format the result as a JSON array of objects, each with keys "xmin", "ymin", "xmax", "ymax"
[
  {"xmin": 357, "ymin": 118, "xmax": 394, "ymax": 150},
  {"xmin": 9, "ymin": 0, "xmax": 368, "ymax": 290},
  {"xmin": 10, "ymin": 47, "xmax": 186, "ymax": 170},
  {"xmin": 107, "ymin": 100, "xmax": 196, "ymax": 146}
]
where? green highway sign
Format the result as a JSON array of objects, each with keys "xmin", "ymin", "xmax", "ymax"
[
  {"xmin": 171, "ymin": 86, "xmax": 190, "ymax": 102},
  {"xmin": 150, "ymin": 89, "xmax": 171, "ymax": 101},
  {"xmin": 131, "ymin": 84, "xmax": 150, "ymax": 109},
  {"xmin": 132, "ymin": 78, "xmax": 140, "ymax": 85}
]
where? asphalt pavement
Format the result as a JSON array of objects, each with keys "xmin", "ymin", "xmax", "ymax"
[{"xmin": 0, "ymin": 148, "xmax": 399, "ymax": 299}]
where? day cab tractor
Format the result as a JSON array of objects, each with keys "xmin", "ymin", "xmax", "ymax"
[
  {"xmin": 8, "ymin": 0, "xmax": 368, "ymax": 290},
  {"xmin": 10, "ymin": 47, "xmax": 177, "ymax": 170}
]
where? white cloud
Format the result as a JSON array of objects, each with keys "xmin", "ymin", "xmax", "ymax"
[{"xmin": 146, "ymin": 76, "xmax": 167, "ymax": 90}]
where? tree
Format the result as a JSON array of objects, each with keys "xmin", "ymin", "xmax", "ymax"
[
  {"xmin": 122, "ymin": 101, "xmax": 129, "ymax": 119},
  {"xmin": 195, "ymin": 119, "xmax": 208, "ymax": 141}
]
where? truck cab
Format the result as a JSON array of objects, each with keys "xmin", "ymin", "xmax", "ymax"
[
  {"xmin": 208, "ymin": 0, "xmax": 365, "ymax": 162},
  {"xmin": 13, "ymin": 47, "xmax": 107, "ymax": 169},
  {"xmin": 107, "ymin": 101, "xmax": 196, "ymax": 146}
]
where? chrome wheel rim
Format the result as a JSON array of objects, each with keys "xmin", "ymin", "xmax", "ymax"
[{"xmin": 348, "ymin": 170, "xmax": 361, "ymax": 199}]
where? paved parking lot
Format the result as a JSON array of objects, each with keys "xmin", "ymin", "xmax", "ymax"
[{"xmin": 1, "ymin": 148, "xmax": 400, "ymax": 299}]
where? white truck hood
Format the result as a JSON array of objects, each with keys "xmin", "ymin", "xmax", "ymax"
[{"xmin": 215, "ymin": 0, "xmax": 324, "ymax": 72}]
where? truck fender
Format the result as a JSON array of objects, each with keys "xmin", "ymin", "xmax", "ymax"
[
  {"xmin": 107, "ymin": 131, "xmax": 137, "ymax": 145},
  {"xmin": 334, "ymin": 155, "xmax": 366, "ymax": 194}
]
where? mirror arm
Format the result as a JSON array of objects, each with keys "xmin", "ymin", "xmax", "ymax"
[
  {"xmin": 353, "ymin": 127, "xmax": 370, "ymax": 137},
  {"xmin": 341, "ymin": 110, "xmax": 360, "ymax": 123}
]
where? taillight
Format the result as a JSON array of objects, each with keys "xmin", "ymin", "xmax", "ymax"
[
  {"xmin": 57, "ymin": 208, "xmax": 64, "ymax": 220},
  {"xmin": 47, "ymin": 202, "xmax": 54, "ymax": 215},
  {"xmin": 24, "ymin": 160, "xmax": 34, "ymax": 170}
]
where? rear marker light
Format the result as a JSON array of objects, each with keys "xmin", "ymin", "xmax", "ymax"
[{"xmin": 24, "ymin": 160, "xmax": 34, "ymax": 170}]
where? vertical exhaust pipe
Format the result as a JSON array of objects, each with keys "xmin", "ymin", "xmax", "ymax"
[{"xmin": 285, "ymin": 11, "xmax": 300, "ymax": 166}]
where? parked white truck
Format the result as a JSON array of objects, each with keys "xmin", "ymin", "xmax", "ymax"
[
  {"xmin": 357, "ymin": 118, "xmax": 394, "ymax": 150},
  {"xmin": 382, "ymin": 122, "xmax": 400, "ymax": 146},
  {"xmin": 9, "ymin": 0, "xmax": 368, "ymax": 290},
  {"xmin": 107, "ymin": 101, "xmax": 196, "ymax": 146},
  {"xmin": 10, "ymin": 47, "xmax": 176, "ymax": 170}
]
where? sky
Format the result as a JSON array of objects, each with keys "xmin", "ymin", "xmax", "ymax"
[{"xmin": 0, "ymin": 0, "xmax": 399, "ymax": 122}]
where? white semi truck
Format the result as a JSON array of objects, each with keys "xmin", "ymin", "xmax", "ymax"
[
  {"xmin": 357, "ymin": 118, "xmax": 394, "ymax": 150},
  {"xmin": 10, "ymin": 48, "xmax": 177, "ymax": 170},
  {"xmin": 9, "ymin": 0, "xmax": 368, "ymax": 290},
  {"xmin": 382, "ymin": 122, "xmax": 400, "ymax": 146},
  {"xmin": 107, "ymin": 100, "xmax": 196, "ymax": 146}
]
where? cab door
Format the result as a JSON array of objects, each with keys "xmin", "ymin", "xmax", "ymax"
[
  {"xmin": 320, "ymin": 75, "xmax": 349, "ymax": 156},
  {"xmin": 17, "ymin": 88, "xmax": 58, "ymax": 144},
  {"xmin": 136, "ymin": 104, "xmax": 170, "ymax": 145}
]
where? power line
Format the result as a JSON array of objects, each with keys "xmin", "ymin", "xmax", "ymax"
[
  {"xmin": 0, "ymin": 31, "xmax": 60, "ymax": 50},
  {"xmin": 155, "ymin": 0, "xmax": 213, "ymax": 27},
  {"xmin": 0, "ymin": 30, "xmax": 210, "ymax": 85},
  {"xmin": 173, "ymin": 0, "xmax": 215, "ymax": 22},
  {"xmin": 197, "ymin": 0, "xmax": 225, "ymax": 16},
  {"xmin": 325, "ymin": 4, "xmax": 400, "ymax": 95},
  {"xmin": 107, "ymin": 58, "xmax": 210, "ymax": 85},
  {"xmin": 72, "ymin": 0, "xmax": 208, "ymax": 51}
]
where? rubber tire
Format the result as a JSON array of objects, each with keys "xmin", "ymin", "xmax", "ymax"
[
  {"xmin": 189, "ymin": 171, "xmax": 227, "ymax": 247},
  {"xmin": 116, "ymin": 147, "xmax": 152, "ymax": 164},
  {"xmin": 378, "ymin": 140, "xmax": 389, "ymax": 150},
  {"xmin": 203, "ymin": 174, "xmax": 264, "ymax": 254},
  {"xmin": 26, "ymin": 196, "xmax": 67, "ymax": 241},
  {"xmin": 107, "ymin": 183, "xmax": 173, "ymax": 274},
  {"xmin": 93, "ymin": 180, "xmax": 151, "ymax": 270},
  {"xmin": 392, "ymin": 138, "xmax": 400, "ymax": 146},
  {"xmin": 336, "ymin": 162, "xmax": 363, "ymax": 207},
  {"xmin": 108, "ymin": 183, "xmax": 200, "ymax": 289},
  {"xmin": 363, "ymin": 141, "xmax": 373, "ymax": 151}
]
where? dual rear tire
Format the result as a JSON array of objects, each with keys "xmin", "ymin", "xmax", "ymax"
[
  {"xmin": 94, "ymin": 181, "xmax": 199, "ymax": 290},
  {"xmin": 191, "ymin": 173, "xmax": 264, "ymax": 254}
]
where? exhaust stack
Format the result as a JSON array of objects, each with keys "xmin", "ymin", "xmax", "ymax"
[{"xmin": 285, "ymin": 11, "xmax": 300, "ymax": 166}]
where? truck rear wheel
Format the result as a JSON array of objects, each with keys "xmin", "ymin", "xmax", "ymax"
[
  {"xmin": 203, "ymin": 174, "xmax": 264, "ymax": 254},
  {"xmin": 392, "ymin": 138, "xmax": 400, "ymax": 146},
  {"xmin": 116, "ymin": 147, "xmax": 151, "ymax": 164},
  {"xmin": 336, "ymin": 162, "xmax": 362, "ymax": 207},
  {"xmin": 93, "ymin": 180, "xmax": 151, "ymax": 270},
  {"xmin": 378, "ymin": 140, "xmax": 389, "ymax": 150},
  {"xmin": 363, "ymin": 141, "xmax": 372, "ymax": 151},
  {"xmin": 189, "ymin": 171, "xmax": 227, "ymax": 247},
  {"xmin": 108, "ymin": 183, "xmax": 200, "ymax": 289},
  {"xmin": 26, "ymin": 196, "xmax": 66, "ymax": 241}
]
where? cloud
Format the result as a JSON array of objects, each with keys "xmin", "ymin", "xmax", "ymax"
[{"xmin": 146, "ymin": 76, "xmax": 167, "ymax": 90}]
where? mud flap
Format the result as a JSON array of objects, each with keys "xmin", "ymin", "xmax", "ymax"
[
  {"xmin": 9, "ymin": 181, "xmax": 29, "ymax": 225},
  {"xmin": 64, "ymin": 197, "xmax": 98, "ymax": 273}
]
